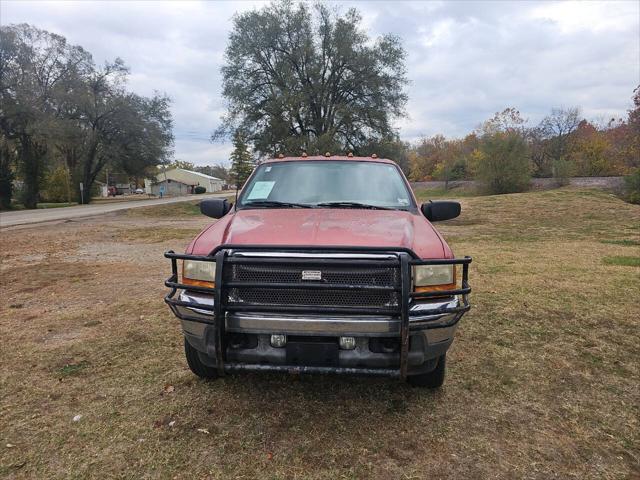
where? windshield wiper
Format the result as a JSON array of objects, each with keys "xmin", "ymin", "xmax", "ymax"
[
  {"xmin": 315, "ymin": 201, "xmax": 396, "ymax": 210},
  {"xmin": 242, "ymin": 200, "xmax": 315, "ymax": 209}
]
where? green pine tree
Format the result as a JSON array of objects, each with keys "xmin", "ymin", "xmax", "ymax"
[{"xmin": 229, "ymin": 130, "xmax": 254, "ymax": 189}]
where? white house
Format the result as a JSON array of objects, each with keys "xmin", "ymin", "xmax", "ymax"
[{"xmin": 145, "ymin": 168, "xmax": 224, "ymax": 196}]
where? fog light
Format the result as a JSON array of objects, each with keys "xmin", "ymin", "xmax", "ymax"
[
  {"xmin": 270, "ymin": 334, "xmax": 287, "ymax": 348},
  {"xmin": 339, "ymin": 336, "xmax": 356, "ymax": 350}
]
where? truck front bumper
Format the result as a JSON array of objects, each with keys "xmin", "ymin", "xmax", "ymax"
[
  {"xmin": 176, "ymin": 292, "xmax": 463, "ymax": 377},
  {"xmin": 165, "ymin": 246, "xmax": 471, "ymax": 379}
]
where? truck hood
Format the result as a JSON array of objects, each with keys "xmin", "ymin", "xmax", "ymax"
[{"xmin": 189, "ymin": 208, "xmax": 451, "ymax": 258}]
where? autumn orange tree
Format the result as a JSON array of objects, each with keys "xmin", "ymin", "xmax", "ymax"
[
  {"xmin": 471, "ymin": 109, "xmax": 531, "ymax": 193},
  {"xmin": 569, "ymin": 121, "xmax": 614, "ymax": 176},
  {"xmin": 622, "ymin": 86, "xmax": 640, "ymax": 204}
]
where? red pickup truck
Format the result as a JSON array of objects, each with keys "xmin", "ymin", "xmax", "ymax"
[{"xmin": 165, "ymin": 155, "xmax": 471, "ymax": 388}]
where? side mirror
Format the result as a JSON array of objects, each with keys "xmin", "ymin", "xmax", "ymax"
[
  {"xmin": 200, "ymin": 198, "xmax": 232, "ymax": 219},
  {"xmin": 421, "ymin": 201, "xmax": 461, "ymax": 222}
]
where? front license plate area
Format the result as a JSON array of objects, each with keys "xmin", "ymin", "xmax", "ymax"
[{"xmin": 286, "ymin": 339, "xmax": 339, "ymax": 367}]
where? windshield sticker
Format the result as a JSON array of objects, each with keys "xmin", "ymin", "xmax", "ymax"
[
  {"xmin": 398, "ymin": 198, "xmax": 409, "ymax": 205},
  {"xmin": 247, "ymin": 181, "xmax": 275, "ymax": 199},
  {"xmin": 265, "ymin": 166, "xmax": 272, "ymax": 172}
]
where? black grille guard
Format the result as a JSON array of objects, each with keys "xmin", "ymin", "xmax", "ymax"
[{"xmin": 164, "ymin": 244, "xmax": 471, "ymax": 379}]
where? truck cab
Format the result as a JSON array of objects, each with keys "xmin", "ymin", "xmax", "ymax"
[{"xmin": 164, "ymin": 155, "xmax": 471, "ymax": 387}]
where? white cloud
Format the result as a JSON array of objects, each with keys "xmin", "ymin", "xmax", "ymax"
[
  {"xmin": 530, "ymin": 1, "xmax": 638, "ymax": 33},
  {"xmin": 2, "ymin": 0, "xmax": 638, "ymax": 164}
]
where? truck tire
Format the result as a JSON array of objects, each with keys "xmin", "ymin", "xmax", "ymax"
[
  {"xmin": 184, "ymin": 338, "xmax": 218, "ymax": 380},
  {"xmin": 407, "ymin": 354, "xmax": 446, "ymax": 388}
]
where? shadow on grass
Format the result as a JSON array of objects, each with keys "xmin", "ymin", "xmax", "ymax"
[{"xmin": 185, "ymin": 371, "xmax": 447, "ymax": 432}]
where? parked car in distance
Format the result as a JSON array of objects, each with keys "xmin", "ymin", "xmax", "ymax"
[
  {"xmin": 164, "ymin": 155, "xmax": 472, "ymax": 388},
  {"xmin": 135, "ymin": 188, "xmax": 144, "ymax": 194}
]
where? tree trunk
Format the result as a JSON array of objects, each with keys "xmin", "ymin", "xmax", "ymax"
[
  {"xmin": 19, "ymin": 135, "xmax": 46, "ymax": 209},
  {"xmin": 0, "ymin": 147, "xmax": 14, "ymax": 209},
  {"xmin": 82, "ymin": 166, "xmax": 102, "ymax": 205},
  {"xmin": 82, "ymin": 175, "xmax": 91, "ymax": 204},
  {"xmin": 77, "ymin": 139, "xmax": 99, "ymax": 204}
]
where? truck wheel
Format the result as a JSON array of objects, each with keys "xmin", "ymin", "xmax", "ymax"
[
  {"xmin": 184, "ymin": 338, "xmax": 218, "ymax": 380},
  {"xmin": 407, "ymin": 354, "xmax": 446, "ymax": 388}
]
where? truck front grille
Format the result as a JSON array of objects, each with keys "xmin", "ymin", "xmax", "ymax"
[{"xmin": 224, "ymin": 260, "xmax": 400, "ymax": 311}]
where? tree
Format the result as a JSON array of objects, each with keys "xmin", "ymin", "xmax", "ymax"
[
  {"xmin": 115, "ymin": 93, "xmax": 174, "ymax": 178},
  {"xmin": 473, "ymin": 131, "xmax": 530, "ymax": 194},
  {"xmin": 0, "ymin": 24, "xmax": 92, "ymax": 208},
  {"xmin": 623, "ymin": 168, "xmax": 640, "ymax": 204},
  {"xmin": 569, "ymin": 121, "xmax": 613, "ymax": 176},
  {"xmin": 42, "ymin": 165, "xmax": 71, "ymax": 203},
  {"xmin": 432, "ymin": 139, "xmax": 467, "ymax": 189},
  {"xmin": 214, "ymin": 1, "xmax": 408, "ymax": 157},
  {"xmin": 358, "ymin": 135, "xmax": 410, "ymax": 175},
  {"xmin": 526, "ymin": 126, "xmax": 551, "ymax": 177},
  {"xmin": 1, "ymin": 24, "xmax": 173, "ymax": 207},
  {"xmin": 472, "ymin": 108, "xmax": 531, "ymax": 191},
  {"xmin": 626, "ymin": 86, "xmax": 640, "ymax": 169},
  {"xmin": 409, "ymin": 135, "xmax": 447, "ymax": 181},
  {"xmin": 0, "ymin": 135, "xmax": 15, "ymax": 209},
  {"xmin": 73, "ymin": 61, "xmax": 129, "ymax": 204},
  {"xmin": 229, "ymin": 130, "xmax": 254, "ymax": 189},
  {"xmin": 53, "ymin": 60, "xmax": 172, "ymax": 204},
  {"xmin": 169, "ymin": 160, "xmax": 195, "ymax": 171},
  {"xmin": 479, "ymin": 107, "xmax": 527, "ymax": 136},
  {"xmin": 603, "ymin": 118, "xmax": 634, "ymax": 174},
  {"xmin": 195, "ymin": 164, "xmax": 230, "ymax": 182},
  {"xmin": 538, "ymin": 107, "xmax": 581, "ymax": 180}
]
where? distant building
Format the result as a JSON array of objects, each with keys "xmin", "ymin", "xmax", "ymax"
[{"xmin": 145, "ymin": 168, "xmax": 224, "ymax": 196}]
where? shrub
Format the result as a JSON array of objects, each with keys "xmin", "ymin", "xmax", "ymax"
[
  {"xmin": 552, "ymin": 157, "xmax": 573, "ymax": 187},
  {"xmin": 194, "ymin": 185, "xmax": 206, "ymax": 194},
  {"xmin": 623, "ymin": 168, "xmax": 640, "ymax": 204},
  {"xmin": 42, "ymin": 166, "xmax": 70, "ymax": 203},
  {"xmin": 474, "ymin": 131, "xmax": 530, "ymax": 194}
]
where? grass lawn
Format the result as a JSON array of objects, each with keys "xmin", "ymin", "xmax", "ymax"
[
  {"xmin": 126, "ymin": 199, "xmax": 203, "ymax": 217},
  {"xmin": 0, "ymin": 187, "xmax": 638, "ymax": 479},
  {"xmin": 413, "ymin": 185, "xmax": 479, "ymax": 200},
  {"xmin": 4, "ymin": 201, "xmax": 79, "ymax": 211},
  {"xmin": 125, "ymin": 197, "xmax": 236, "ymax": 218}
]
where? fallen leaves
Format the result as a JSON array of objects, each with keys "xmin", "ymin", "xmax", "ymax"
[
  {"xmin": 153, "ymin": 416, "xmax": 174, "ymax": 429},
  {"xmin": 162, "ymin": 384, "xmax": 175, "ymax": 394}
]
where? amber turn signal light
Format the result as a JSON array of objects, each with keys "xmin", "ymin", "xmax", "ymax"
[
  {"xmin": 182, "ymin": 277, "xmax": 215, "ymax": 288},
  {"xmin": 414, "ymin": 283, "xmax": 456, "ymax": 293}
]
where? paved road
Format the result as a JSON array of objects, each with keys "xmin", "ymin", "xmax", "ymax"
[{"xmin": 0, "ymin": 192, "xmax": 234, "ymax": 228}]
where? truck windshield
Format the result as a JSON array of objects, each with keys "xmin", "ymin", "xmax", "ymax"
[{"xmin": 238, "ymin": 161, "xmax": 413, "ymax": 210}]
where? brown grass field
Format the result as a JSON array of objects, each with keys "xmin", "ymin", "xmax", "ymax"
[{"xmin": 1, "ymin": 188, "xmax": 638, "ymax": 479}]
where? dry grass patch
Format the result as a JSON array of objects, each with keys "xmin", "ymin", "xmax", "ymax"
[
  {"xmin": 115, "ymin": 227, "xmax": 202, "ymax": 243},
  {"xmin": 125, "ymin": 196, "xmax": 235, "ymax": 219},
  {"xmin": 126, "ymin": 200, "xmax": 202, "ymax": 218},
  {"xmin": 0, "ymin": 187, "xmax": 638, "ymax": 479}
]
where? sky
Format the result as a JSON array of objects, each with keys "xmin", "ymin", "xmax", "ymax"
[{"xmin": 1, "ymin": 0, "xmax": 638, "ymax": 166}]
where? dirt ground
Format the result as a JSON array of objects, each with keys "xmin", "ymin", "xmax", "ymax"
[{"xmin": 0, "ymin": 189, "xmax": 638, "ymax": 479}]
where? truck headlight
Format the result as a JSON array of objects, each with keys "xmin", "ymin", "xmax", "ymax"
[
  {"xmin": 413, "ymin": 265, "xmax": 455, "ymax": 292},
  {"xmin": 182, "ymin": 260, "xmax": 216, "ymax": 288}
]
